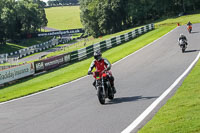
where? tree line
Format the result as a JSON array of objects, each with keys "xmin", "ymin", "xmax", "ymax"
[
  {"xmin": 0, "ymin": 0, "xmax": 47, "ymax": 45},
  {"xmin": 47, "ymin": 0, "xmax": 79, "ymax": 6},
  {"xmin": 80, "ymin": 0, "xmax": 200, "ymax": 37}
]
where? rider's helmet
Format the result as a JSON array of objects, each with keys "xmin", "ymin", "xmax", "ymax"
[
  {"xmin": 94, "ymin": 50, "xmax": 102, "ymax": 61},
  {"xmin": 180, "ymin": 33, "xmax": 184, "ymax": 37},
  {"xmin": 187, "ymin": 21, "xmax": 192, "ymax": 26}
]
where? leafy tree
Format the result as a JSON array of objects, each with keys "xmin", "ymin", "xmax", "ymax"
[
  {"xmin": 80, "ymin": 0, "xmax": 200, "ymax": 38},
  {"xmin": 0, "ymin": 0, "xmax": 48, "ymax": 44},
  {"xmin": 0, "ymin": 0, "xmax": 6, "ymax": 45}
]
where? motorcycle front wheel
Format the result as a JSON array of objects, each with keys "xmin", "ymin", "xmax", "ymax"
[
  {"xmin": 97, "ymin": 87, "xmax": 105, "ymax": 104},
  {"xmin": 182, "ymin": 47, "xmax": 185, "ymax": 53}
]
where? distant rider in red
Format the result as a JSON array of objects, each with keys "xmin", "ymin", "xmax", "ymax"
[{"xmin": 88, "ymin": 51, "xmax": 116, "ymax": 93}]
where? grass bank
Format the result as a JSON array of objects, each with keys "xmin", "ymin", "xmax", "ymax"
[{"xmin": 45, "ymin": 6, "xmax": 83, "ymax": 30}]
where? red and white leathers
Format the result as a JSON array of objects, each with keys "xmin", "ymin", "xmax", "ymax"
[{"xmin": 88, "ymin": 58, "xmax": 115, "ymax": 89}]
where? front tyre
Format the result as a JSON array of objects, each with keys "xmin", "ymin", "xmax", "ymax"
[
  {"xmin": 97, "ymin": 87, "xmax": 105, "ymax": 104},
  {"xmin": 182, "ymin": 48, "xmax": 185, "ymax": 53},
  {"xmin": 181, "ymin": 45, "xmax": 186, "ymax": 53}
]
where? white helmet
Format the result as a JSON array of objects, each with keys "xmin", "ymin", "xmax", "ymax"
[
  {"xmin": 94, "ymin": 50, "xmax": 102, "ymax": 61},
  {"xmin": 180, "ymin": 33, "xmax": 184, "ymax": 37}
]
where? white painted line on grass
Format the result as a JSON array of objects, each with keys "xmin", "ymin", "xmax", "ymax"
[
  {"xmin": 121, "ymin": 51, "xmax": 200, "ymax": 133},
  {"xmin": 0, "ymin": 27, "xmax": 178, "ymax": 105}
]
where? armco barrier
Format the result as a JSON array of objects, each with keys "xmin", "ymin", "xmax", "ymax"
[
  {"xmin": 67, "ymin": 23, "xmax": 154, "ymax": 62},
  {"xmin": 0, "ymin": 54, "xmax": 8, "ymax": 64},
  {"xmin": 2, "ymin": 36, "xmax": 79, "ymax": 62},
  {"xmin": 0, "ymin": 37, "xmax": 59, "ymax": 62},
  {"xmin": 33, "ymin": 23, "xmax": 154, "ymax": 73},
  {"xmin": 18, "ymin": 38, "xmax": 59, "ymax": 58}
]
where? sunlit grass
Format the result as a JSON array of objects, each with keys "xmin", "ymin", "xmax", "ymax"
[{"xmin": 45, "ymin": 6, "xmax": 83, "ymax": 30}]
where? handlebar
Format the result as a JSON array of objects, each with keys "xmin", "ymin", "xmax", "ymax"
[
  {"xmin": 88, "ymin": 71, "xmax": 93, "ymax": 75},
  {"xmin": 88, "ymin": 69, "xmax": 107, "ymax": 75}
]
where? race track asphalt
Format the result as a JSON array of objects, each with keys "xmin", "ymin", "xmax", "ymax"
[{"xmin": 0, "ymin": 24, "xmax": 200, "ymax": 133}]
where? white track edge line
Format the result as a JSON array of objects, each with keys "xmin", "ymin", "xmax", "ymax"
[
  {"xmin": 121, "ymin": 51, "xmax": 200, "ymax": 133},
  {"xmin": 0, "ymin": 27, "xmax": 178, "ymax": 105}
]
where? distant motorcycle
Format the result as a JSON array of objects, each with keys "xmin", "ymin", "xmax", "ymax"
[
  {"xmin": 179, "ymin": 39, "xmax": 187, "ymax": 53},
  {"xmin": 187, "ymin": 25, "xmax": 192, "ymax": 33},
  {"xmin": 89, "ymin": 70, "xmax": 114, "ymax": 104}
]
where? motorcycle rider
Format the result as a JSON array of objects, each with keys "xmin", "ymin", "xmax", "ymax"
[
  {"xmin": 88, "ymin": 50, "xmax": 116, "ymax": 94},
  {"xmin": 187, "ymin": 21, "xmax": 192, "ymax": 26},
  {"xmin": 187, "ymin": 21, "xmax": 192, "ymax": 33},
  {"xmin": 178, "ymin": 33, "xmax": 188, "ymax": 46}
]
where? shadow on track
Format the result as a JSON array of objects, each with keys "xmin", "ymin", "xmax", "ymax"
[
  {"xmin": 106, "ymin": 95, "xmax": 157, "ymax": 105},
  {"xmin": 191, "ymin": 31, "xmax": 199, "ymax": 34},
  {"xmin": 184, "ymin": 49, "xmax": 200, "ymax": 53}
]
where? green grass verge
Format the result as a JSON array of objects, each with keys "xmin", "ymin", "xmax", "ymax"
[{"xmin": 45, "ymin": 6, "xmax": 83, "ymax": 30}]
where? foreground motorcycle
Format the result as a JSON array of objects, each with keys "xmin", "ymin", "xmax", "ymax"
[
  {"xmin": 179, "ymin": 39, "xmax": 187, "ymax": 53},
  {"xmin": 187, "ymin": 25, "xmax": 192, "ymax": 33},
  {"xmin": 89, "ymin": 70, "xmax": 114, "ymax": 104}
]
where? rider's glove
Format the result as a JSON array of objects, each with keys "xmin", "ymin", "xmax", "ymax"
[
  {"xmin": 88, "ymin": 71, "xmax": 92, "ymax": 75},
  {"xmin": 104, "ymin": 68, "xmax": 108, "ymax": 71}
]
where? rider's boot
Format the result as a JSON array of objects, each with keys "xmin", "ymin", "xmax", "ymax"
[
  {"xmin": 93, "ymin": 80, "xmax": 96, "ymax": 89},
  {"xmin": 109, "ymin": 76, "xmax": 116, "ymax": 94},
  {"xmin": 110, "ymin": 81, "xmax": 116, "ymax": 94},
  {"xmin": 112, "ymin": 86, "xmax": 116, "ymax": 94}
]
